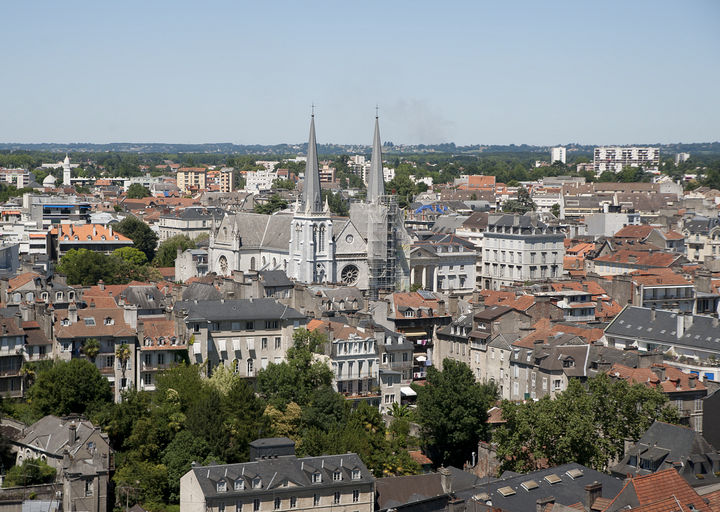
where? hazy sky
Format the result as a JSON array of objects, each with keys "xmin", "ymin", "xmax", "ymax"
[{"xmin": 2, "ymin": 0, "xmax": 719, "ymax": 146}]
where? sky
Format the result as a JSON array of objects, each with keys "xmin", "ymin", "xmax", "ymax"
[{"xmin": 1, "ymin": 0, "xmax": 719, "ymax": 146}]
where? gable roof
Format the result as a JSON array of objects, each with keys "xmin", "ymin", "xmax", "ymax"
[{"xmin": 176, "ymin": 299, "xmax": 305, "ymax": 322}]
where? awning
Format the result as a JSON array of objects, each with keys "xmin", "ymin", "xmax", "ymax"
[
  {"xmin": 415, "ymin": 355, "xmax": 427, "ymax": 362},
  {"xmin": 403, "ymin": 331, "xmax": 428, "ymax": 337},
  {"xmin": 401, "ymin": 386, "xmax": 417, "ymax": 397}
]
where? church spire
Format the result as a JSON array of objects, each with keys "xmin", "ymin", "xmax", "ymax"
[
  {"xmin": 302, "ymin": 113, "xmax": 323, "ymax": 214},
  {"xmin": 367, "ymin": 112, "xmax": 385, "ymax": 203}
]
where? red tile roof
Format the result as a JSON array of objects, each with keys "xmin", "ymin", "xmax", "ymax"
[
  {"xmin": 607, "ymin": 363, "xmax": 706, "ymax": 394},
  {"xmin": 54, "ymin": 307, "xmax": 135, "ymax": 339},
  {"xmin": 629, "ymin": 268, "xmax": 692, "ymax": 287},
  {"xmin": 408, "ymin": 450, "xmax": 432, "ymax": 465},
  {"xmin": 51, "ymin": 224, "xmax": 132, "ymax": 243},
  {"xmin": 625, "ymin": 468, "xmax": 710, "ymax": 512},
  {"xmin": 8, "ymin": 272, "xmax": 40, "ymax": 291},
  {"xmin": 479, "ymin": 290, "xmax": 535, "ymax": 311},
  {"xmin": 140, "ymin": 318, "xmax": 183, "ymax": 350},
  {"xmin": 593, "ymin": 250, "xmax": 681, "ymax": 268},
  {"xmin": 613, "ymin": 225, "xmax": 655, "ymax": 239}
]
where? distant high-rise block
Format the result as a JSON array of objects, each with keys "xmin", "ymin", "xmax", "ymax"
[
  {"xmin": 593, "ymin": 146, "xmax": 659, "ymax": 174},
  {"xmin": 550, "ymin": 146, "xmax": 566, "ymax": 164}
]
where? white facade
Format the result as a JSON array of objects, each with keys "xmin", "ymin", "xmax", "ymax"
[
  {"xmin": 675, "ymin": 152, "xmax": 691, "ymax": 165},
  {"xmin": 480, "ymin": 214, "xmax": 565, "ymax": 290},
  {"xmin": 593, "ymin": 146, "xmax": 660, "ymax": 174},
  {"xmin": 550, "ymin": 147, "xmax": 566, "ymax": 164},
  {"xmin": 331, "ymin": 335, "xmax": 379, "ymax": 397},
  {"xmin": 245, "ymin": 169, "xmax": 277, "ymax": 192},
  {"xmin": 0, "ymin": 168, "xmax": 30, "ymax": 188},
  {"xmin": 62, "ymin": 155, "xmax": 72, "ymax": 186}
]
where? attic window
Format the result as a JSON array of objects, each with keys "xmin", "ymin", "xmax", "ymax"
[
  {"xmin": 234, "ymin": 479, "xmax": 244, "ymax": 490},
  {"xmin": 521, "ymin": 480, "xmax": 539, "ymax": 491},
  {"xmin": 105, "ymin": 317, "xmax": 114, "ymax": 326},
  {"xmin": 333, "ymin": 470, "xmax": 342, "ymax": 481},
  {"xmin": 252, "ymin": 476, "xmax": 262, "ymax": 489},
  {"xmin": 351, "ymin": 469, "xmax": 361, "ymax": 480},
  {"xmin": 565, "ymin": 468, "xmax": 583, "ymax": 479},
  {"xmin": 563, "ymin": 357, "xmax": 575, "ymax": 368},
  {"xmin": 544, "ymin": 474, "xmax": 561, "ymax": 485},
  {"xmin": 498, "ymin": 486, "xmax": 516, "ymax": 497},
  {"xmin": 312, "ymin": 472, "xmax": 322, "ymax": 483},
  {"xmin": 84, "ymin": 318, "xmax": 96, "ymax": 326},
  {"xmin": 101, "ymin": 235, "xmax": 106, "ymax": 240},
  {"xmin": 86, "ymin": 235, "xmax": 92, "ymax": 240},
  {"xmin": 217, "ymin": 481, "xmax": 227, "ymax": 492},
  {"xmin": 61, "ymin": 319, "xmax": 70, "ymax": 326}
]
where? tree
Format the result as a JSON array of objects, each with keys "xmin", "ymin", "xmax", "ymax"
[
  {"xmin": 254, "ymin": 194, "xmax": 288, "ymax": 214},
  {"xmin": 116, "ymin": 343, "xmax": 132, "ymax": 383},
  {"xmin": 127, "ymin": 183, "xmax": 151, "ymax": 199},
  {"xmin": 257, "ymin": 330, "xmax": 332, "ymax": 408},
  {"xmin": 416, "ymin": 359, "xmax": 497, "ymax": 467},
  {"xmin": 321, "ymin": 190, "xmax": 349, "ymax": 216},
  {"xmin": 154, "ymin": 235, "xmax": 195, "ymax": 267},
  {"xmin": 493, "ymin": 374, "xmax": 681, "ymax": 473},
  {"xmin": 274, "ymin": 179, "xmax": 295, "ymax": 190},
  {"xmin": 161, "ymin": 430, "xmax": 210, "ymax": 502},
  {"xmin": 550, "ymin": 202, "xmax": 561, "ymax": 218},
  {"xmin": 27, "ymin": 359, "xmax": 112, "ymax": 417},
  {"xmin": 502, "ymin": 186, "xmax": 536, "ymax": 214},
  {"xmin": 2, "ymin": 458, "xmax": 56, "ymax": 487},
  {"xmin": 57, "ymin": 249, "xmax": 121, "ymax": 286},
  {"xmin": 81, "ymin": 338, "xmax": 101, "ymax": 363},
  {"xmin": 113, "ymin": 216, "xmax": 159, "ymax": 262},
  {"xmin": 113, "ymin": 246, "xmax": 148, "ymax": 266}
]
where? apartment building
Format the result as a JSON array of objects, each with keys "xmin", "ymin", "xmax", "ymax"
[
  {"xmin": 175, "ymin": 298, "xmax": 306, "ymax": 378},
  {"xmin": 219, "ymin": 167, "xmax": 234, "ymax": 193},
  {"xmin": 0, "ymin": 168, "xmax": 30, "ymax": 188},
  {"xmin": 176, "ymin": 167, "xmax": 207, "ymax": 193},
  {"xmin": 593, "ymin": 146, "xmax": 660, "ymax": 173},
  {"xmin": 245, "ymin": 169, "xmax": 277, "ymax": 192},
  {"xmin": 137, "ymin": 318, "xmax": 187, "ymax": 392},
  {"xmin": 480, "ymin": 213, "xmax": 565, "ymax": 290},
  {"xmin": 550, "ymin": 146, "xmax": 566, "ymax": 164},
  {"xmin": 410, "ymin": 234, "xmax": 476, "ymax": 294},
  {"xmin": 51, "ymin": 223, "xmax": 134, "ymax": 258},
  {"xmin": 180, "ymin": 440, "xmax": 375, "ymax": 512},
  {"xmin": 158, "ymin": 206, "xmax": 226, "ymax": 241}
]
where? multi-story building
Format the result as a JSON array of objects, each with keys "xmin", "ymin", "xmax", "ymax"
[
  {"xmin": 319, "ymin": 161, "xmax": 336, "ymax": 183},
  {"xmin": 176, "ymin": 167, "xmax": 207, "ymax": 194},
  {"xmin": 308, "ymin": 319, "xmax": 380, "ymax": 407},
  {"xmin": 377, "ymin": 328, "xmax": 414, "ymax": 413},
  {"xmin": 410, "ymin": 234, "xmax": 476, "ymax": 294},
  {"xmin": 219, "ymin": 168, "xmax": 234, "ymax": 193},
  {"xmin": 593, "ymin": 146, "xmax": 660, "ymax": 174},
  {"xmin": 175, "ymin": 298, "xmax": 306, "ymax": 378},
  {"xmin": 550, "ymin": 146, "xmax": 566, "ymax": 164},
  {"xmin": 180, "ymin": 439, "xmax": 375, "ymax": 512},
  {"xmin": 22, "ymin": 193, "xmax": 91, "ymax": 227},
  {"xmin": 137, "ymin": 317, "xmax": 186, "ymax": 392},
  {"xmin": 175, "ymin": 249, "xmax": 209, "ymax": 282},
  {"xmin": 245, "ymin": 169, "xmax": 277, "ymax": 192},
  {"xmin": 50, "ymin": 224, "xmax": 134, "ymax": 258},
  {"xmin": 158, "ymin": 206, "xmax": 226, "ymax": 241},
  {"xmin": 53, "ymin": 303, "xmax": 138, "ymax": 402},
  {"xmin": 683, "ymin": 216, "xmax": 720, "ymax": 262},
  {"xmin": 0, "ymin": 316, "xmax": 26, "ymax": 398},
  {"xmin": 0, "ymin": 167, "xmax": 30, "ymax": 188},
  {"xmin": 480, "ymin": 213, "xmax": 565, "ymax": 290},
  {"xmin": 675, "ymin": 152, "xmax": 691, "ymax": 165}
]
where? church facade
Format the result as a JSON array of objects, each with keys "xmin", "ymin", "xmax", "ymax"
[{"xmin": 208, "ymin": 115, "xmax": 409, "ymax": 293}]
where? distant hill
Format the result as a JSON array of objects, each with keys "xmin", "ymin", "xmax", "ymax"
[{"xmin": 0, "ymin": 141, "xmax": 718, "ymax": 156}]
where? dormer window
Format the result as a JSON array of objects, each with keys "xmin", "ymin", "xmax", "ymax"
[
  {"xmin": 87, "ymin": 235, "xmax": 92, "ymax": 240},
  {"xmin": 61, "ymin": 319, "xmax": 70, "ymax": 326},
  {"xmin": 217, "ymin": 481, "xmax": 227, "ymax": 492},
  {"xmin": 404, "ymin": 310, "xmax": 413, "ymax": 318},
  {"xmin": 563, "ymin": 357, "xmax": 575, "ymax": 368},
  {"xmin": 252, "ymin": 476, "xmax": 262, "ymax": 489},
  {"xmin": 104, "ymin": 317, "xmax": 114, "ymax": 326},
  {"xmin": 101, "ymin": 235, "xmax": 106, "ymax": 240},
  {"xmin": 351, "ymin": 469, "xmax": 361, "ymax": 480},
  {"xmin": 312, "ymin": 472, "xmax": 322, "ymax": 483},
  {"xmin": 234, "ymin": 479, "xmax": 244, "ymax": 490},
  {"xmin": 333, "ymin": 470, "xmax": 342, "ymax": 481},
  {"xmin": 56, "ymin": 292, "xmax": 63, "ymax": 301}
]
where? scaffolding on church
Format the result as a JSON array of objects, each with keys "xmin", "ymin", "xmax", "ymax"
[{"xmin": 368, "ymin": 195, "xmax": 399, "ymax": 300}]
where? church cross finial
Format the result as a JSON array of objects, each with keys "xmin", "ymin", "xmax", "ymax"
[
  {"xmin": 311, "ymin": 103, "xmax": 316, "ymax": 117},
  {"xmin": 375, "ymin": 104, "xmax": 379, "ymax": 119}
]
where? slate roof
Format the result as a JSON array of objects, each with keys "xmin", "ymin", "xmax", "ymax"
[
  {"xmin": 258, "ymin": 270, "xmax": 293, "ymax": 288},
  {"xmin": 18, "ymin": 416, "xmax": 107, "ymax": 458},
  {"xmin": 456, "ymin": 463, "xmax": 624, "ymax": 512},
  {"xmin": 175, "ymin": 299, "xmax": 304, "ymax": 322},
  {"xmin": 216, "ymin": 212, "xmax": 292, "ymax": 251},
  {"xmin": 119, "ymin": 285, "xmax": 168, "ymax": 310},
  {"xmin": 605, "ymin": 306, "xmax": 720, "ymax": 352},
  {"xmin": 181, "ymin": 282, "xmax": 222, "ymax": 301},
  {"xmin": 376, "ymin": 466, "xmax": 479, "ymax": 510},
  {"xmin": 188, "ymin": 453, "xmax": 372, "ymax": 499}
]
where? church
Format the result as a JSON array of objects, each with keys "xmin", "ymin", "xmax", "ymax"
[{"xmin": 208, "ymin": 114, "xmax": 410, "ymax": 295}]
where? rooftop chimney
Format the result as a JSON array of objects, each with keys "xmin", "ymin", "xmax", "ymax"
[
  {"xmin": 683, "ymin": 311, "xmax": 694, "ymax": 332},
  {"xmin": 689, "ymin": 374, "xmax": 697, "ymax": 389},
  {"xmin": 15, "ymin": 312, "xmax": 22, "ymax": 329},
  {"xmin": 68, "ymin": 302, "xmax": 78, "ymax": 324},
  {"xmin": 650, "ymin": 306, "xmax": 656, "ymax": 323},
  {"xmin": 676, "ymin": 313, "xmax": 684, "ymax": 339},
  {"xmin": 439, "ymin": 466, "xmax": 453, "ymax": 494},
  {"xmin": 98, "ymin": 279, "xmax": 105, "ymax": 291},
  {"xmin": 584, "ymin": 482, "xmax": 602, "ymax": 511},
  {"xmin": 536, "ymin": 497, "xmax": 555, "ymax": 512},
  {"xmin": 68, "ymin": 423, "xmax": 77, "ymax": 446}
]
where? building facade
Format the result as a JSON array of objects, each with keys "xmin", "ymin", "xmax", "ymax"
[{"xmin": 593, "ymin": 146, "xmax": 660, "ymax": 174}]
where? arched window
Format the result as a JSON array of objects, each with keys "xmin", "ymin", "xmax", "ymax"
[
  {"xmin": 250, "ymin": 257, "xmax": 256, "ymax": 271},
  {"xmin": 25, "ymin": 292, "xmax": 34, "ymax": 302},
  {"xmin": 247, "ymin": 358, "xmax": 254, "ymax": 375},
  {"xmin": 319, "ymin": 226, "xmax": 326, "ymax": 250},
  {"xmin": 312, "ymin": 225, "xmax": 317, "ymax": 246}
]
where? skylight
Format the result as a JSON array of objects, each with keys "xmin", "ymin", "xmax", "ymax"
[
  {"xmin": 521, "ymin": 480, "xmax": 539, "ymax": 491},
  {"xmin": 565, "ymin": 468, "xmax": 583, "ymax": 479},
  {"xmin": 497, "ymin": 486, "xmax": 516, "ymax": 497},
  {"xmin": 545, "ymin": 474, "xmax": 561, "ymax": 484}
]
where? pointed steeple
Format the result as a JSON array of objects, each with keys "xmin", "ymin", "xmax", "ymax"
[
  {"xmin": 302, "ymin": 114, "xmax": 323, "ymax": 214},
  {"xmin": 367, "ymin": 113, "xmax": 385, "ymax": 203}
]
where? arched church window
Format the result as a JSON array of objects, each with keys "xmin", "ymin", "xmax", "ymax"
[
  {"xmin": 250, "ymin": 257, "xmax": 256, "ymax": 271},
  {"xmin": 319, "ymin": 226, "xmax": 326, "ymax": 250},
  {"xmin": 312, "ymin": 225, "xmax": 317, "ymax": 246},
  {"xmin": 219, "ymin": 256, "xmax": 228, "ymax": 275}
]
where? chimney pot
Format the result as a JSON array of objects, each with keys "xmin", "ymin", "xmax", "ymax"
[
  {"xmin": 536, "ymin": 497, "xmax": 555, "ymax": 512},
  {"xmin": 584, "ymin": 482, "xmax": 602, "ymax": 511}
]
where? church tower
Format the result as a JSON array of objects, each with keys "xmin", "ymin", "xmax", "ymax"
[
  {"xmin": 288, "ymin": 115, "xmax": 335, "ymax": 284},
  {"xmin": 62, "ymin": 154, "xmax": 72, "ymax": 186},
  {"xmin": 366, "ymin": 114, "xmax": 385, "ymax": 203}
]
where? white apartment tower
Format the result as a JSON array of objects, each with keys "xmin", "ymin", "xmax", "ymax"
[
  {"xmin": 550, "ymin": 147, "xmax": 566, "ymax": 164},
  {"xmin": 593, "ymin": 146, "xmax": 659, "ymax": 174}
]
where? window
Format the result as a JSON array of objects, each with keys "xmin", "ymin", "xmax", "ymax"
[
  {"xmin": 145, "ymin": 354, "xmax": 152, "ymax": 366},
  {"xmin": 219, "ymin": 505, "xmax": 225, "ymax": 512},
  {"xmin": 247, "ymin": 359, "xmax": 254, "ymax": 375},
  {"xmin": 274, "ymin": 497, "xmax": 281, "ymax": 510},
  {"xmin": 261, "ymin": 338, "xmax": 268, "ymax": 350},
  {"xmin": 353, "ymin": 490, "xmax": 360, "ymax": 503},
  {"xmin": 290, "ymin": 496, "xmax": 297, "ymax": 509},
  {"xmin": 312, "ymin": 472, "xmax": 322, "ymax": 483},
  {"xmin": 252, "ymin": 476, "xmax": 262, "ymax": 489},
  {"xmin": 105, "ymin": 355, "xmax": 114, "ymax": 368},
  {"xmin": 695, "ymin": 398, "xmax": 703, "ymax": 411},
  {"xmin": 274, "ymin": 337, "xmax": 281, "ymax": 349},
  {"xmin": 253, "ymin": 499, "xmax": 260, "ymax": 512},
  {"xmin": 217, "ymin": 481, "xmax": 227, "ymax": 492},
  {"xmin": 158, "ymin": 353, "xmax": 165, "ymax": 365},
  {"xmin": 333, "ymin": 470, "xmax": 342, "ymax": 481},
  {"xmin": 194, "ymin": 323, "xmax": 200, "ymax": 332},
  {"xmin": 104, "ymin": 317, "xmax": 114, "ymax": 325},
  {"xmin": 84, "ymin": 318, "xmax": 96, "ymax": 326},
  {"xmin": 553, "ymin": 379, "xmax": 561, "ymax": 390},
  {"xmin": 235, "ymin": 479, "xmax": 244, "ymax": 490},
  {"xmin": 265, "ymin": 320, "xmax": 279, "ymax": 329},
  {"xmin": 85, "ymin": 480, "xmax": 93, "ymax": 497},
  {"xmin": 334, "ymin": 492, "xmax": 340, "ymax": 505},
  {"xmin": 352, "ymin": 469, "xmax": 361, "ymax": 480},
  {"xmin": 246, "ymin": 321, "xmax": 254, "ymax": 330},
  {"xmin": 313, "ymin": 494, "xmax": 320, "ymax": 507}
]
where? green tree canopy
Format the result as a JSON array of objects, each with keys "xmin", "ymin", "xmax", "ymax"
[
  {"xmin": 502, "ymin": 186, "xmax": 536, "ymax": 214},
  {"xmin": 113, "ymin": 216, "xmax": 159, "ymax": 262},
  {"xmin": 3, "ymin": 458, "xmax": 56, "ymax": 488},
  {"xmin": 255, "ymin": 194, "xmax": 289, "ymax": 214},
  {"xmin": 493, "ymin": 374, "xmax": 681, "ymax": 473},
  {"xmin": 113, "ymin": 246, "xmax": 148, "ymax": 266},
  {"xmin": 154, "ymin": 235, "xmax": 195, "ymax": 267},
  {"xmin": 416, "ymin": 359, "xmax": 498, "ymax": 467},
  {"xmin": 27, "ymin": 359, "xmax": 113, "ymax": 417},
  {"xmin": 127, "ymin": 183, "xmax": 151, "ymax": 199}
]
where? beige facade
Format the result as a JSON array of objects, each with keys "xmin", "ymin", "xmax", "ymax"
[{"xmin": 176, "ymin": 168, "xmax": 207, "ymax": 193}]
